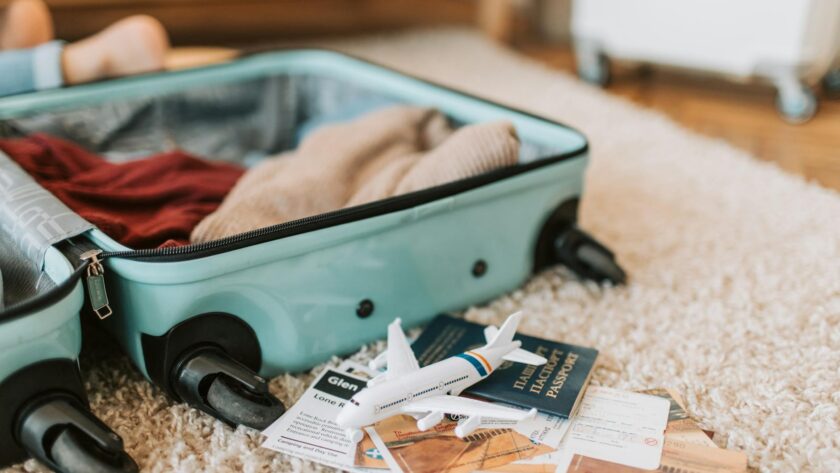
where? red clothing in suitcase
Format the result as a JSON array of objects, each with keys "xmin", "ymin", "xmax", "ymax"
[{"xmin": 0, "ymin": 134, "xmax": 244, "ymax": 248}]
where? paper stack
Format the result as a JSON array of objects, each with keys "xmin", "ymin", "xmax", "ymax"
[{"xmin": 261, "ymin": 316, "xmax": 750, "ymax": 473}]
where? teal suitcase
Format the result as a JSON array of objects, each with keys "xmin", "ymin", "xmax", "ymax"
[
  {"xmin": 0, "ymin": 49, "xmax": 624, "ymax": 431},
  {"xmin": 0, "ymin": 164, "xmax": 136, "ymax": 471}
]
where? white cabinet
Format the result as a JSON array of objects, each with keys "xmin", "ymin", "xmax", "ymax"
[{"xmin": 571, "ymin": 0, "xmax": 840, "ymax": 122}]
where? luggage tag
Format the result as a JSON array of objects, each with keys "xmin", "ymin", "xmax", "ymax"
[{"xmin": 80, "ymin": 249, "xmax": 113, "ymax": 320}]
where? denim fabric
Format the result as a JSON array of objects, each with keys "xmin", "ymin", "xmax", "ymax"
[{"xmin": 0, "ymin": 41, "xmax": 64, "ymax": 97}]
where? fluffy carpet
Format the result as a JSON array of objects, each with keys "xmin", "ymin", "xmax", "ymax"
[{"xmin": 7, "ymin": 29, "xmax": 840, "ymax": 473}]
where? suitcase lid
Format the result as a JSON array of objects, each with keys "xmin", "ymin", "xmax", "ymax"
[
  {"xmin": 0, "ymin": 152, "xmax": 89, "ymax": 321},
  {"xmin": 0, "ymin": 49, "xmax": 589, "ymax": 264}
]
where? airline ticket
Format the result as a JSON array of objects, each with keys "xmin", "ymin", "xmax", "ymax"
[
  {"xmin": 553, "ymin": 386, "xmax": 670, "ymax": 470},
  {"xmin": 261, "ymin": 360, "xmax": 379, "ymax": 472}
]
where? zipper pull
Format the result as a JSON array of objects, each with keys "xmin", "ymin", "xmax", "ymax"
[{"xmin": 80, "ymin": 249, "xmax": 113, "ymax": 320}]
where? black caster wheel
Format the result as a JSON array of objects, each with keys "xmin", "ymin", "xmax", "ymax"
[
  {"xmin": 776, "ymin": 85, "xmax": 817, "ymax": 124},
  {"xmin": 534, "ymin": 200, "xmax": 626, "ymax": 284},
  {"xmin": 50, "ymin": 427, "xmax": 138, "ymax": 473},
  {"xmin": 17, "ymin": 397, "xmax": 137, "ymax": 473},
  {"xmin": 576, "ymin": 51, "xmax": 611, "ymax": 87},
  {"xmin": 172, "ymin": 347, "xmax": 285, "ymax": 430},
  {"xmin": 823, "ymin": 69, "xmax": 840, "ymax": 98},
  {"xmin": 206, "ymin": 374, "xmax": 286, "ymax": 431},
  {"xmin": 570, "ymin": 236, "xmax": 627, "ymax": 284},
  {"xmin": 554, "ymin": 227, "xmax": 626, "ymax": 284}
]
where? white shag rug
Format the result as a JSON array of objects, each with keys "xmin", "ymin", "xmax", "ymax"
[{"xmin": 7, "ymin": 29, "xmax": 840, "ymax": 473}]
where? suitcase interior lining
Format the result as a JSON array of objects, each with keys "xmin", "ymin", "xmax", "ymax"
[
  {"xmin": 0, "ymin": 69, "xmax": 566, "ymax": 257},
  {"xmin": 0, "ymin": 227, "xmax": 56, "ymax": 310},
  {"xmin": 0, "ymin": 74, "xmax": 555, "ymax": 165}
]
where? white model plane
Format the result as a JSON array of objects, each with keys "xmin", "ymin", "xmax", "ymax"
[{"xmin": 336, "ymin": 311, "xmax": 547, "ymax": 443}]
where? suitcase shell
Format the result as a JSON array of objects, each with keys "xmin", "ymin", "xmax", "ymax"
[
  {"xmin": 571, "ymin": 0, "xmax": 840, "ymax": 122},
  {"xmin": 0, "ymin": 249, "xmax": 81, "ymax": 385},
  {"xmin": 0, "ymin": 49, "xmax": 619, "ymax": 429},
  {"xmin": 0, "ymin": 191, "xmax": 134, "ymax": 469}
]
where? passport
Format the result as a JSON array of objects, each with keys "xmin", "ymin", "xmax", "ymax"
[{"xmin": 411, "ymin": 314, "xmax": 598, "ymax": 419}]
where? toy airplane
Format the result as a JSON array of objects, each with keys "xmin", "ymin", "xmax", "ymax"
[{"xmin": 336, "ymin": 311, "xmax": 547, "ymax": 443}]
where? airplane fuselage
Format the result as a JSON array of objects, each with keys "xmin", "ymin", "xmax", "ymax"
[
  {"xmin": 335, "ymin": 313, "xmax": 544, "ymax": 444},
  {"xmin": 341, "ymin": 349, "xmax": 501, "ymax": 427}
]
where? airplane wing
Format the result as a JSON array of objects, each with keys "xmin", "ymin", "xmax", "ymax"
[
  {"xmin": 384, "ymin": 318, "xmax": 420, "ymax": 378},
  {"xmin": 402, "ymin": 395, "xmax": 536, "ymax": 421}
]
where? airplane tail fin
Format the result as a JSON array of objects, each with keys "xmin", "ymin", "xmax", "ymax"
[
  {"xmin": 484, "ymin": 311, "xmax": 547, "ymax": 366},
  {"xmin": 484, "ymin": 311, "xmax": 523, "ymax": 349},
  {"xmin": 483, "ymin": 325, "xmax": 499, "ymax": 344}
]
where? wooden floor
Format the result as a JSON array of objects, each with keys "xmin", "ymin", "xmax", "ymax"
[{"xmin": 518, "ymin": 43, "xmax": 840, "ymax": 191}]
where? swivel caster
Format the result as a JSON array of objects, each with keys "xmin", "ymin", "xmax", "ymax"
[
  {"xmin": 554, "ymin": 227, "xmax": 626, "ymax": 284},
  {"xmin": 775, "ymin": 78, "xmax": 817, "ymax": 124},
  {"xmin": 823, "ymin": 68, "xmax": 840, "ymax": 98},
  {"xmin": 534, "ymin": 200, "xmax": 626, "ymax": 285},
  {"xmin": 171, "ymin": 346, "xmax": 285, "ymax": 430},
  {"xmin": 574, "ymin": 41, "xmax": 611, "ymax": 87},
  {"xmin": 17, "ymin": 396, "xmax": 137, "ymax": 473}
]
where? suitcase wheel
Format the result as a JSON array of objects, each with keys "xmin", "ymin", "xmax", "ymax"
[
  {"xmin": 822, "ymin": 68, "xmax": 840, "ymax": 98},
  {"xmin": 49, "ymin": 426, "xmax": 137, "ymax": 473},
  {"xmin": 17, "ymin": 397, "xmax": 137, "ymax": 473},
  {"xmin": 206, "ymin": 374, "xmax": 286, "ymax": 431},
  {"xmin": 554, "ymin": 227, "xmax": 626, "ymax": 285},
  {"xmin": 172, "ymin": 347, "xmax": 285, "ymax": 430},
  {"xmin": 534, "ymin": 199, "xmax": 626, "ymax": 285}
]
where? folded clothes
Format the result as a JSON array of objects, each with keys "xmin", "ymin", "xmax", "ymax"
[
  {"xmin": 191, "ymin": 106, "xmax": 520, "ymax": 243},
  {"xmin": 0, "ymin": 134, "xmax": 244, "ymax": 248}
]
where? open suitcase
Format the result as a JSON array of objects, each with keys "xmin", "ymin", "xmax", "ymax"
[
  {"xmin": 0, "ymin": 49, "xmax": 624, "ymax": 432},
  {"xmin": 0, "ymin": 168, "xmax": 136, "ymax": 471}
]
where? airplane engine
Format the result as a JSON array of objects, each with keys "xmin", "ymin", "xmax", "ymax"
[
  {"xmin": 416, "ymin": 411, "xmax": 445, "ymax": 431},
  {"xmin": 454, "ymin": 416, "xmax": 482, "ymax": 438},
  {"xmin": 345, "ymin": 428, "xmax": 364, "ymax": 444}
]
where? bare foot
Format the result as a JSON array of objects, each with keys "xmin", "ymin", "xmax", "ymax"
[
  {"xmin": 0, "ymin": 0, "xmax": 53, "ymax": 50},
  {"xmin": 62, "ymin": 15, "xmax": 170, "ymax": 85}
]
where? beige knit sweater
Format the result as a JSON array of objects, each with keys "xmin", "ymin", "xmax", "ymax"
[{"xmin": 191, "ymin": 106, "xmax": 519, "ymax": 243}]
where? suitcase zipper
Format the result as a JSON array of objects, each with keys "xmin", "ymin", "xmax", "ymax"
[
  {"xmin": 93, "ymin": 145, "xmax": 586, "ymax": 263},
  {"xmin": 4, "ymin": 153, "xmax": 587, "ymax": 322},
  {"xmin": 76, "ymin": 199, "xmax": 383, "ymax": 319},
  {"xmin": 98, "ymin": 198, "xmax": 389, "ymax": 261},
  {"xmin": 79, "ymin": 249, "xmax": 113, "ymax": 320}
]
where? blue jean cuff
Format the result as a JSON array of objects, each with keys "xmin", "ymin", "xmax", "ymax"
[{"xmin": 32, "ymin": 40, "xmax": 66, "ymax": 91}]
